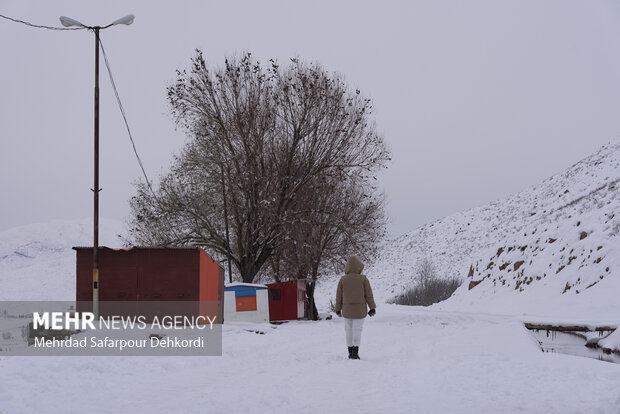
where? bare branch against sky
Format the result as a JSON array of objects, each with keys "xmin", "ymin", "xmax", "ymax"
[{"xmin": 1, "ymin": 1, "xmax": 619, "ymax": 237}]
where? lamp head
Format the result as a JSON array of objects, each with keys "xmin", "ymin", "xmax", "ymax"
[
  {"xmin": 59, "ymin": 16, "xmax": 84, "ymax": 27},
  {"xmin": 111, "ymin": 14, "xmax": 135, "ymax": 26}
]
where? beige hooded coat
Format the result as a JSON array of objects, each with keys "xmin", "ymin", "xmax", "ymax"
[{"xmin": 335, "ymin": 256, "xmax": 377, "ymax": 319}]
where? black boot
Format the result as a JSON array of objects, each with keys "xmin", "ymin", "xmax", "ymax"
[
  {"xmin": 352, "ymin": 346, "xmax": 360, "ymax": 359},
  {"xmin": 348, "ymin": 346, "xmax": 354, "ymax": 359}
]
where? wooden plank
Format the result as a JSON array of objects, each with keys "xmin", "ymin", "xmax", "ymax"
[{"xmin": 524, "ymin": 323, "xmax": 616, "ymax": 332}]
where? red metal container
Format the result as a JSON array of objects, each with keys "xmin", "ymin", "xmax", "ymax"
[
  {"xmin": 267, "ymin": 280, "xmax": 306, "ymax": 321},
  {"xmin": 74, "ymin": 247, "xmax": 224, "ymax": 323}
]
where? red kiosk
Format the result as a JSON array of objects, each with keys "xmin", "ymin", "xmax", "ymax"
[
  {"xmin": 267, "ymin": 280, "xmax": 306, "ymax": 321},
  {"xmin": 73, "ymin": 246, "xmax": 225, "ymax": 323}
]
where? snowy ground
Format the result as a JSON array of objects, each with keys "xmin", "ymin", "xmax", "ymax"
[{"xmin": 1, "ymin": 305, "xmax": 619, "ymax": 413}]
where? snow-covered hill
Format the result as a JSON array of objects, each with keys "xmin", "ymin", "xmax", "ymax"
[
  {"xmin": 0, "ymin": 218, "xmax": 124, "ymax": 300},
  {"xmin": 318, "ymin": 139, "xmax": 620, "ymax": 318}
]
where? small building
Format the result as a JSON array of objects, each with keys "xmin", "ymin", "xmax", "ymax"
[
  {"xmin": 224, "ymin": 283, "xmax": 269, "ymax": 323},
  {"xmin": 74, "ymin": 247, "xmax": 225, "ymax": 324},
  {"xmin": 267, "ymin": 280, "xmax": 306, "ymax": 321}
]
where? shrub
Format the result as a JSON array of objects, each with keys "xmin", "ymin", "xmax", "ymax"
[
  {"xmin": 388, "ymin": 277, "xmax": 462, "ymax": 306},
  {"xmin": 388, "ymin": 258, "xmax": 462, "ymax": 306}
]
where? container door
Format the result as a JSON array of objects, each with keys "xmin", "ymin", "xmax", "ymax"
[
  {"xmin": 268, "ymin": 287, "xmax": 283, "ymax": 321},
  {"xmin": 297, "ymin": 283, "xmax": 306, "ymax": 319}
]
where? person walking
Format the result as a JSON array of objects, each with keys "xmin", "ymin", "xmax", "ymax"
[{"xmin": 335, "ymin": 255, "xmax": 376, "ymax": 360}]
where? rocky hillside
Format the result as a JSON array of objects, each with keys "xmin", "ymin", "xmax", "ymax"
[
  {"xmin": 464, "ymin": 178, "xmax": 617, "ymax": 296},
  {"xmin": 337, "ymin": 139, "xmax": 620, "ymax": 313}
]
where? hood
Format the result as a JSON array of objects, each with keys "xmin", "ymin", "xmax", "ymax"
[{"xmin": 345, "ymin": 255, "xmax": 364, "ymax": 275}]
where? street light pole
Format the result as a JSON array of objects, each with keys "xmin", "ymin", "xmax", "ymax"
[
  {"xmin": 93, "ymin": 26, "xmax": 100, "ymax": 319},
  {"xmin": 60, "ymin": 15, "xmax": 134, "ymax": 319}
]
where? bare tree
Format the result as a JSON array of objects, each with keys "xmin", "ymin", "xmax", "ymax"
[
  {"xmin": 267, "ymin": 172, "xmax": 386, "ymax": 319},
  {"xmin": 127, "ymin": 50, "xmax": 390, "ymax": 284},
  {"xmin": 416, "ymin": 257, "xmax": 436, "ymax": 287}
]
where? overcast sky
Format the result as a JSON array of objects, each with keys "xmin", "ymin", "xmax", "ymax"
[{"xmin": 2, "ymin": 1, "xmax": 620, "ymax": 237}]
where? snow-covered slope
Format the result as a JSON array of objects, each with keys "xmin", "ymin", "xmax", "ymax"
[
  {"xmin": 443, "ymin": 170, "xmax": 619, "ymax": 317},
  {"xmin": 318, "ymin": 139, "xmax": 620, "ymax": 318},
  {"xmin": 0, "ymin": 218, "xmax": 124, "ymax": 300}
]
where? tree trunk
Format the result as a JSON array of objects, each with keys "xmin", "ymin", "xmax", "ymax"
[{"xmin": 305, "ymin": 280, "xmax": 319, "ymax": 321}]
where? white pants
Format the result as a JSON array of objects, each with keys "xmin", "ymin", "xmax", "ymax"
[{"xmin": 344, "ymin": 318, "xmax": 365, "ymax": 346}]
